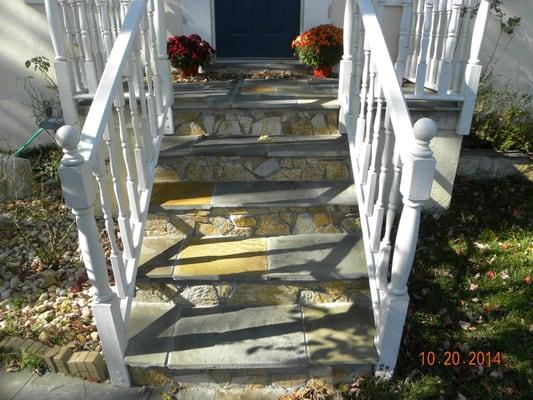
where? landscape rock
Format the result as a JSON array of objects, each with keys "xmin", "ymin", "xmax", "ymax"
[
  {"xmin": 41, "ymin": 270, "xmax": 58, "ymax": 288},
  {"xmin": 253, "ymin": 159, "xmax": 281, "ymax": 177}
]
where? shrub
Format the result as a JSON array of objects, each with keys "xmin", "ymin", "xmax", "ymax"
[
  {"xmin": 291, "ymin": 24, "xmax": 343, "ymax": 68},
  {"xmin": 167, "ymin": 34, "xmax": 215, "ymax": 69},
  {"xmin": 471, "ymin": 77, "xmax": 533, "ymax": 153}
]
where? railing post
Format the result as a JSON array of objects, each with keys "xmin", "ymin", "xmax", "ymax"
[
  {"xmin": 376, "ymin": 118, "xmax": 437, "ymax": 377},
  {"xmin": 44, "ymin": 0, "xmax": 80, "ymax": 128},
  {"xmin": 154, "ymin": 0, "xmax": 175, "ymax": 135},
  {"xmin": 437, "ymin": 0, "xmax": 462, "ymax": 95},
  {"xmin": 338, "ymin": 0, "xmax": 355, "ymax": 134},
  {"xmin": 457, "ymin": 0, "xmax": 490, "ymax": 135},
  {"xmin": 395, "ymin": 0, "xmax": 413, "ymax": 80},
  {"xmin": 415, "ymin": 0, "xmax": 435, "ymax": 96},
  {"xmin": 55, "ymin": 126, "xmax": 131, "ymax": 387}
]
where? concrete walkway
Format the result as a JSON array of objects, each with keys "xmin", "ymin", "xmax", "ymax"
[{"xmin": 0, "ymin": 369, "xmax": 161, "ymax": 400}]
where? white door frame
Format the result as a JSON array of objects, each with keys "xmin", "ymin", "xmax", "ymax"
[{"xmin": 182, "ymin": 0, "xmax": 332, "ymax": 55}]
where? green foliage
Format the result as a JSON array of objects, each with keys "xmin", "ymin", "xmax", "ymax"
[
  {"xmin": 19, "ymin": 351, "xmax": 45, "ymax": 370},
  {"xmin": 471, "ymin": 76, "xmax": 533, "ymax": 153},
  {"xmin": 19, "ymin": 56, "xmax": 62, "ymax": 126},
  {"xmin": 293, "ymin": 45, "xmax": 343, "ymax": 69}
]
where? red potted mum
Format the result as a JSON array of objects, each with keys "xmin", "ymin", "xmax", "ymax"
[{"xmin": 167, "ymin": 34, "xmax": 216, "ymax": 77}]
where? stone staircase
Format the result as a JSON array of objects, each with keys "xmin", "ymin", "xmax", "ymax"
[{"xmin": 126, "ymin": 79, "xmax": 377, "ymax": 388}]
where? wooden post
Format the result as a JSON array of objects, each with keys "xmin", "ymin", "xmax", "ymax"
[
  {"xmin": 154, "ymin": 0, "xmax": 175, "ymax": 135},
  {"xmin": 376, "ymin": 117, "xmax": 437, "ymax": 377},
  {"xmin": 415, "ymin": 0, "xmax": 435, "ymax": 96},
  {"xmin": 338, "ymin": 0, "xmax": 354, "ymax": 134},
  {"xmin": 395, "ymin": 0, "xmax": 413, "ymax": 81},
  {"xmin": 457, "ymin": 0, "xmax": 490, "ymax": 135},
  {"xmin": 55, "ymin": 126, "xmax": 130, "ymax": 387},
  {"xmin": 44, "ymin": 0, "xmax": 80, "ymax": 128},
  {"xmin": 437, "ymin": 0, "xmax": 462, "ymax": 95}
]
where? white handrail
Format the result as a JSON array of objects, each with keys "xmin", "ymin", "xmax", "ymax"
[{"xmin": 78, "ymin": 0, "xmax": 147, "ymax": 165}]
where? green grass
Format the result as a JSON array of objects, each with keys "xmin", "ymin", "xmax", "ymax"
[{"xmin": 336, "ymin": 178, "xmax": 533, "ymax": 399}]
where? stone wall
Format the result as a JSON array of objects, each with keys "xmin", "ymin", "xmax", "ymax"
[
  {"xmin": 174, "ymin": 109, "xmax": 339, "ymax": 136},
  {"xmin": 156, "ymin": 157, "xmax": 351, "ymax": 182},
  {"xmin": 146, "ymin": 205, "xmax": 360, "ymax": 238}
]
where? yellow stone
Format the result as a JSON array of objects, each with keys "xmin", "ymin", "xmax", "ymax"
[
  {"xmin": 312, "ymin": 213, "xmax": 331, "ymax": 227},
  {"xmin": 174, "ymin": 237, "xmax": 267, "ymax": 279},
  {"xmin": 231, "ymin": 215, "xmax": 257, "ymax": 228},
  {"xmin": 138, "ymin": 238, "xmax": 179, "ymax": 278},
  {"xmin": 229, "ymin": 284, "xmax": 298, "ymax": 305},
  {"xmin": 150, "ymin": 182, "xmax": 214, "ymax": 207},
  {"xmin": 241, "ymin": 86, "xmax": 275, "ymax": 94},
  {"xmin": 154, "ymin": 165, "xmax": 179, "ymax": 182},
  {"xmin": 256, "ymin": 215, "xmax": 290, "ymax": 235}
]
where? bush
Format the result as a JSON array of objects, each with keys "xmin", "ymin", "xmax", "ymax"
[{"xmin": 470, "ymin": 76, "xmax": 533, "ymax": 153}]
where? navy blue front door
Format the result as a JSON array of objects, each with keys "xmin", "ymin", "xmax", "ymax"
[{"xmin": 214, "ymin": 0, "xmax": 300, "ymax": 58}]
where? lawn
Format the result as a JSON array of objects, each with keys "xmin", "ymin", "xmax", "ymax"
[{"xmin": 337, "ymin": 177, "xmax": 532, "ymax": 399}]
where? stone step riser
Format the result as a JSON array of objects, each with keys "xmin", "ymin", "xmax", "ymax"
[
  {"xmin": 174, "ymin": 109, "xmax": 339, "ymax": 136},
  {"xmin": 129, "ymin": 364, "xmax": 371, "ymax": 390},
  {"xmin": 156, "ymin": 157, "xmax": 351, "ymax": 182},
  {"xmin": 146, "ymin": 205, "xmax": 360, "ymax": 238},
  {"xmin": 135, "ymin": 280, "xmax": 370, "ymax": 308}
]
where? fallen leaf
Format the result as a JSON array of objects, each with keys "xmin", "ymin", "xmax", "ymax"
[
  {"xmin": 469, "ymin": 283, "xmax": 479, "ymax": 291},
  {"xmin": 257, "ymin": 134, "xmax": 271, "ymax": 142},
  {"xmin": 490, "ymin": 370, "xmax": 504, "ymax": 379},
  {"xmin": 471, "ymin": 297, "xmax": 480, "ymax": 303},
  {"xmin": 459, "ymin": 320, "xmax": 471, "ymax": 330},
  {"xmin": 524, "ymin": 276, "xmax": 532, "ymax": 285},
  {"xmin": 486, "ymin": 271, "xmax": 496, "ymax": 279},
  {"xmin": 474, "ymin": 242, "xmax": 490, "ymax": 250},
  {"xmin": 500, "ymin": 270, "xmax": 510, "ymax": 280}
]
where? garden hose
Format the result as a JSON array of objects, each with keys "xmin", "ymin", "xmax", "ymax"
[{"xmin": 11, "ymin": 127, "xmax": 45, "ymax": 158}]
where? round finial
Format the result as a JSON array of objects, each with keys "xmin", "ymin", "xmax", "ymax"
[
  {"xmin": 56, "ymin": 125, "xmax": 83, "ymax": 166},
  {"xmin": 56, "ymin": 125, "xmax": 80, "ymax": 150},
  {"xmin": 413, "ymin": 118, "xmax": 437, "ymax": 143}
]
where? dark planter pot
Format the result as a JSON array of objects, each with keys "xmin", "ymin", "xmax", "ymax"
[
  {"xmin": 180, "ymin": 64, "xmax": 199, "ymax": 77},
  {"xmin": 313, "ymin": 64, "xmax": 332, "ymax": 78}
]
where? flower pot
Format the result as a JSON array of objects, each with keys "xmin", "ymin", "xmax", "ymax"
[
  {"xmin": 313, "ymin": 65, "xmax": 332, "ymax": 78},
  {"xmin": 180, "ymin": 64, "xmax": 199, "ymax": 77}
]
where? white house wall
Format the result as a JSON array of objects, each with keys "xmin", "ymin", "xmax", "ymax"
[{"xmin": 0, "ymin": 1, "xmax": 56, "ymax": 151}]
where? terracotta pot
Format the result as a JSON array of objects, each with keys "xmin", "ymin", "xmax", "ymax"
[
  {"xmin": 313, "ymin": 64, "xmax": 332, "ymax": 78},
  {"xmin": 180, "ymin": 64, "xmax": 199, "ymax": 77}
]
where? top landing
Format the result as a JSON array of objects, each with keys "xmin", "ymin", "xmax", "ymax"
[{"xmin": 173, "ymin": 79, "xmax": 339, "ymax": 110}]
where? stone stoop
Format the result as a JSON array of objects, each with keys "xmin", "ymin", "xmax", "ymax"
[
  {"xmin": 127, "ymin": 77, "xmax": 377, "ymax": 385},
  {"xmin": 172, "ymin": 79, "xmax": 339, "ymax": 136}
]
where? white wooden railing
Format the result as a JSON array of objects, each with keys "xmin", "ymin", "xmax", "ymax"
[
  {"xmin": 338, "ymin": 0, "xmax": 488, "ymax": 376},
  {"xmin": 45, "ymin": 0, "xmax": 173, "ymax": 386}
]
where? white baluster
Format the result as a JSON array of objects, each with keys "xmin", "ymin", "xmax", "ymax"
[
  {"xmin": 55, "ymin": 125, "xmax": 131, "ymax": 387},
  {"xmin": 354, "ymin": 37, "xmax": 371, "ymax": 161},
  {"xmin": 93, "ymin": 154, "xmax": 128, "ymax": 298},
  {"xmin": 88, "ymin": 0, "xmax": 105, "ymax": 77},
  {"xmin": 358, "ymin": 53, "xmax": 376, "ymax": 185},
  {"xmin": 45, "ymin": 0, "xmax": 80, "ymax": 128},
  {"xmin": 395, "ymin": 0, "xmax": 413, "ymax": 81},
  {"xmin": 453, "ymin": 0, "xmax": 474, "ymax": 93},
  {"xmin": 128, "ymin": 43, "xmax": 150, "ymax": 190},
  {"xmin": 103, "ymin": 120, "xmax": 135, "ymax": 262},
  {"xmin": 409, "ymin": 0, "xmax": 425, "ymax": 80},
  {"xmin": 415, "ymin": 0, "xmax": 435, "ymax": 96},
  {"xmin": 75, "ymin": 0, "xmax": 99, "ymax": 92},
  {"xmin": 370, "ymin": 112, "xmax": 394, "ymax": 253},
  {"xmin": 438, "ymin": 0, "xmax": 462, "ymax": 95},
  {"xmin": 58, "ymin": 0, "xmax": 84, "ymax": 93},
  {"xmin": 114, "ymin": 85, "xmax": 142, "ymax": 224},
  {"xmin": 68, "ymin": 0, "xmax": 88, "ymax": 89},
  {"xmin": 139, "ymin": 12, "xmax": 159, "ymax": 145},
  {"xmin": 457, "ymin": 0, "xmax": 489, "ymax": 134},
  {"xmin": 376, "ymin": 117, "xmax": 437, "ymax": 376},
  {"xmin": 154, "ymin": 0, "xmax": 175, "ymax": 134},
  {"xmin": 147, "ymin": 0, "xmax": 163, "ymax": 115},
  {"xmin": 365, "ymin": 79, "xmax": 384, "ymax": 216},
  {"xmin": 428, "ymin": 0, "xmax": 446, "ymax": 87}
]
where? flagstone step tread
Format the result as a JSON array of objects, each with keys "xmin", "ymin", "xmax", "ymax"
[
  {"xmin": 138, "ymin": 234, "xmax": 367, "ymax": 282},
  {"xmin": 150, "ymin": 181, "xmax": 356, "ymax": 211},
  {"xmin": 124, "ymin": 302, "xmax": 377, "ymax": 369},
  {"xmin": 158, "ymin": 135, "xmax": 349, "ymax": 159},
  {"xmin": 172, "ymin": 79, "xmax": 339, "ymax": 110}
]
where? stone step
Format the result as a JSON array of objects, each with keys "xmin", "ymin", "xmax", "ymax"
[
  {"xmin": 173, "ymin": 79, "xmax": 339, "ymax": 136},
  {"xmin": 156, "ymin": 135, "xmax": 351, "ymax": 182},
  {"xmin": 146, "ymin": 181, "xmax": 359, "ymax": 238},
  {"xmin": 124, "ymin": 302, "xmax": 377, "ymax": 371},
  {"xmin": 205, "ymin": 60, "xmax": 310, "ymax": 75},
  {"xmin": 137, "ymin": 234, "xmax": 367, "ymax": 283}
]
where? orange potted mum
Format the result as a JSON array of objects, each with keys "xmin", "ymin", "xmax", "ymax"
[{"xmin": 291, "ymin": 24, "xmax": 343, "ymax": 78}]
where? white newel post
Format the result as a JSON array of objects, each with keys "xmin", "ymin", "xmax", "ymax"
[
  {"xmin": 457, "ymin": 0, "xmax": 489, "ymax": 135},
  {"xmin": 45, "ymin": 0, "xmax": 80, "ymax": 128},
  {"xmin": 154, "ymin": 0, "xmax": 175, "ymax": 135},
  {"xmin": 338, "ymin": 0, "xmax": 354, "ymax": 134},
  {"xmin": 55, "ymin": 126, "xmax": 131, "ymax": 387},
  {"xmin": 376, "ymin": 118, "xmax": 437, "ymax": 377}
]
